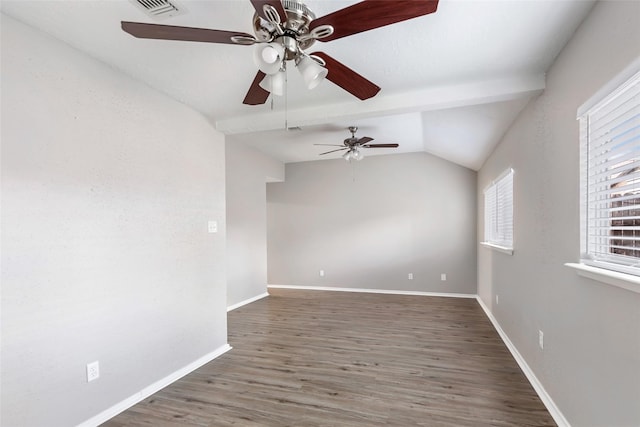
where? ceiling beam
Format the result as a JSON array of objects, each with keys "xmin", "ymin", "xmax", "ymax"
[{"xmin": 215, "ymin": 73, "xmax": 545, "ymax": 135}]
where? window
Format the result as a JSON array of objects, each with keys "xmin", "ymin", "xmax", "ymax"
[
  {"xmin": 579, "ymin": 70, "xmax": 640, "ymax": 276},
  {"xmin": 483, "ymin": 168, "xmax": 514, "ymax": 252}
]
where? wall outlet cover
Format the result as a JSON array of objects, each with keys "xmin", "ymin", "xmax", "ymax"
[{"xmin": 87, "ymin": 361, "xmax": 100, "ymax": 382}]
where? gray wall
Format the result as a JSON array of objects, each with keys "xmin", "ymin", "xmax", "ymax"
[
  {"xmin": 268, "ymin": 152, "xmax": 477, "ymax": 294},
  {"xmin": 226, "ymin": 140, "xmax": 284, "ymax": 308},
  {"xmin": 477, "ymin": 1, "xmax": 640, "ymax": 425},
  {"xmin": 1, "ymin": 15, "xmax": 228, "ymax": 426}
]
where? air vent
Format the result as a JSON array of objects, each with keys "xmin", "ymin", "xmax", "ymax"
[{"xmin": 130, "ymin": 0, "xmax": 184, "ymax": 19}]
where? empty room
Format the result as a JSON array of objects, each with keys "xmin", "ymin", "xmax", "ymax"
[{"xmin": 1, "ymin": 0, "xmax": 639, "ymax": 426}]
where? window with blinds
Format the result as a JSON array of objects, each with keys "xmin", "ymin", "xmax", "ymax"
[
  {"xmin": 483, "ymin": 168, "xmax": 514, "ymax": 249},
  {"xmin": 580, "ymin": 70, "xmax": 640, "ymax": 275}
]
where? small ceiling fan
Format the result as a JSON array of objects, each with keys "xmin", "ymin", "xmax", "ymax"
[
  {"xmin": 120, "ymin": 0, "xmax": 439, "ymax": 105},
  {"xmin": 315, "ymin": 126, "xmax": 399, "ymax": 161}
]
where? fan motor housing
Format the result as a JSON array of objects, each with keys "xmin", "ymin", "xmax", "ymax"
[
  {"xmin": 344, "ymin": 137, "xmax": 358, "ymax": 147},
  {"xmin": 252, "ymin": 0, "xmax": 316, "ymax": 51}
]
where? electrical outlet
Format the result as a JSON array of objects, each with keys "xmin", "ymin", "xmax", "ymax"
[
  {"xmin": 319, "ymin": 269, "xmax": 324, "ymax": 277},
  {"xmin": 538, "ymin": 330, "xmax": 544, "ymax": 350},
  {"xmin": 408, "ymin": 273, "xmax": 413, "ymax": 280},
  {"xmin": 87, "ymin": 361, "xmax": 100, "ymax": 382},
  {"xmin": 496, "ymin": 294, "xmax": 499, "ymax": 305},
  {"xmin": 440, "ymin": 273, "xmax": 447, "ymax": 281}
]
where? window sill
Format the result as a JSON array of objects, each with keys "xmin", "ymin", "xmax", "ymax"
[
  {"xmin": 564, "ymin": 263, "xmax": 640, "ymax": 294},
  {"xmin": 480, "ymin": 242, "xmax": 514, "ymax": 255}
]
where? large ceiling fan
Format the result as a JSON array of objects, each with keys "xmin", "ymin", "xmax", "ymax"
[
  {"xmin": 315, "ymin": 126, "xmax": 399, "ymax": 161},
  {"xmin": 121, "ymin": 0, "xmax": 439, "ymax": 105}
]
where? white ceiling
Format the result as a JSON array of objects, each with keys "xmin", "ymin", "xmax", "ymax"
[{"xmin": 1, "ymin": 0, "xmax": 596, "ymax": 170}]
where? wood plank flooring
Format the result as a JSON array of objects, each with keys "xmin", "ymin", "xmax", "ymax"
[{"xmin": 104, "ymin": 289, "xmax": 556, "ymax": 426}]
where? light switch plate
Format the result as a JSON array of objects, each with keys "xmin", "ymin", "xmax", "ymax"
[{"xmin": 208, "ymin": 220, "xmax": 218, "ymax": 233}]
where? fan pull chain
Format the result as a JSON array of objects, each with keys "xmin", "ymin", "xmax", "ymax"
[{"xmin": 284, "ymin": 62, "xmax": 288, "ymax": 130}]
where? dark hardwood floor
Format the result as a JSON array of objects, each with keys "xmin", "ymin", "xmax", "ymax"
[{"xmin": 104, "ymin": 289, "xmax": 556, "ymax": 426}]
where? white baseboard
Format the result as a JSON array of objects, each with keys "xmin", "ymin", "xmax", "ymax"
[
  {"xmin": 227, "ymin": 292, "xmax": 269, "ymax": 312},
  {"xmin": 267, "ymin": 284, "xmax": 476, "ymax": 299},
  {"xmin": 77, "ymin": 343, "xmax": 232, "ymax": 427},
  {"xmin": 475, "ymin": 297, "xmax": 570, "ymax": 427}
]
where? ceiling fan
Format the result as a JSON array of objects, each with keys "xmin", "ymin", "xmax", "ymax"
[
  {"xmin": 315, "ymin": 126, "xmax": 399, "ymax": 161},
  {"xmin": 121, "ymin": 0, "xmax": 439, "ymax": 105}
]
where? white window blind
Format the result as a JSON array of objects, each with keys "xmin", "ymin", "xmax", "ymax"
[
  {"xmin": 580, "ymin": 70, "xmax": 640, "ymax": 275},
  {"xmin": 484, "ymin": 168, "xmax": 514, "ymax": 249}
]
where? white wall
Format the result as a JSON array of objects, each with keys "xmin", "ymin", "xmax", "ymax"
[
  {"xmin": 268, "ymin": 152, "xmax": 477, "ymax": 294},
  {"xmin": 226, "ymin": 140, "xmax": 284, "ymax": 308},
  {"xmin": 1, "ymin": 15, "xmax": 228, "ymax": 426},
  {"xmin": 477, "ymin": 1, "xmax": 640, "ymax": 425}
]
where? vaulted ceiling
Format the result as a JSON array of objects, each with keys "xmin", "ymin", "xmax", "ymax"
[{"xmin": 1, "ymin": 0, "xmax": 596, "ymax": 169}]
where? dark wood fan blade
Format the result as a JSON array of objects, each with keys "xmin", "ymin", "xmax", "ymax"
[
  {"xmin": 311, "ymin": 52, "xmax": 380, "ymax": 100},
  {"xmin": 310, "ymin": 0, "xmax": 439, "ymax": 42},
  {"xmin": 320, "ymin": 148, "xmax": 348, "ymax": 155},
  {"xmin": 314, "ymin": 144, "xmax": 345, "ymax": 147},
  {"xmin": 121, "ymin": 22, "xmax": 254, "ymax": 44},
  {"xmin": 251, "ymin": 0, "xmax": 287, "ymax": 22},
  {"xmin": 357, "ymin": 137, "xmax": 374, "ymax": 145},
  {"xmin": 243, "ymin": 71, "xmax": 270, "ymax": 105},
  {"xmin": 363, "ymin": 144, "xmax": 399, "ymax": 148}
]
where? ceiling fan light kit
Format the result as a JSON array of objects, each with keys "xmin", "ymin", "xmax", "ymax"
[
  {"xmin": 343, "ymin": 147, "xmax": 364, "ymax": 162},
  {"xmin": 120, "ymin": 0, "xmax": 439, "ymax": 105}
]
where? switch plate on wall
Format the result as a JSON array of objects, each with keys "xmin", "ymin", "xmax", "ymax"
[
  {"xmin": 408, "ymin": 273, "xmax": 413, "ymax": 280},
  {"xmin": 319, "ymin": 270, "xmax": 325, "ymax": 277},
  {"xmin": 440, "ymin": 273, "xmax": 447, "ymax": 281},
  {"xmin": 207, "ymin": 220, "xmax": 217, "ymax": 233}
]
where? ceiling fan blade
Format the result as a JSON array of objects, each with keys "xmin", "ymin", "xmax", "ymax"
[
  {"xmin": 320, "ymin": 148, "xmax": 348, "ymax": 155},
  {"xmin": 251, "ymin": 0, "xmax": 287, "ymax": 22},
  {"xmin": 314, "ymin": 144, "xmax": 345, "ymax": 147},
  {"xmin": 363, "ymin": 144, "xmax": 399, "ymax": 148},
  {"xmin": 121, "ymin": 22, "xmax": 255, "ymax": 44},
  {"xmin": 310, "ymin": 0, "xmax": 439, "ymax": 42},
  {"xmin": 243, "ymin": 71, "xmax": 271, "ymax": 105},
  {"xmin": 357, "ymin": 137, "xmax": 374, "ymax": 145},
  {"xmin": 311, "ymin": 52, "xmax": 380, "ymax": 100}
]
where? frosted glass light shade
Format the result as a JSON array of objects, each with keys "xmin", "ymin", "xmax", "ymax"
[
  {"xmin": 352, "ymin": 148, "xmax": 364, "ymax": 161},
  {"xmin": 259, "ymin": 71, "xmax": 285, "ymax": 96},
  {"xmin": 297, "ymin": 56, "xmax": 327, "ymax": 90},
  {"xmin": 253, "ymin": 43, "xmax": 284, "ymax": 75}
]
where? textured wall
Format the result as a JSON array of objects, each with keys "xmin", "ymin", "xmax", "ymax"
[
  {"xmin": 226, "ymin": 140, "xmax": 284, "ymax": 308},
  {"xmin": 477, "ymin": 1, "xmax": 640, "ymax": 425},
  {"xmin": 267, "ymin": 152, "xmax": 477, "ymax": 294},
  {"xmin": 1, "ymin": 15, "xmax": 228, "ymax": 426}
]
